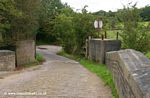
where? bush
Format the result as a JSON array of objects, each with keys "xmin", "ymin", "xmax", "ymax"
[
  {"xmin": 145, "ymin": 52, "xmax": 150, "ymax": 59},
  {"xmin": 54, "ymin": 6, "xmax": 95, "ymax": 54},
  {"xmin": 36, "ymin": 53, "xmax": 45, "ymax": 63},
  {"xmin": 119, "ymin": 4, "xmax": 150, "ymax": 52}
]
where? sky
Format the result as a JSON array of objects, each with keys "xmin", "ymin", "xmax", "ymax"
[{"xmin": 61, "ymin": 0, "xmax": 150, "ymax": 12}]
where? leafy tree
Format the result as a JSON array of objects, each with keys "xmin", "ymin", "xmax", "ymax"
[
  {"xmin": 12, "ymin": 0, "xmax": 40, "ymax": 41},
  {"xmin": 73, "ymin": 6, "xmax": 96, "ymax": 54},
  {"xmin": 54, "ymin": 5, "xmax": 96, "ymax": 54},
  {"xmin": 119, "ymin": 4, "xmax": 150, "ymax": 52},
  {"xmin": 36, "ymin": 0, "xmax": 63, "ymax": 44},
  {"xmin": 0, "ymin": 0, "xmax": 21, "ymax": 43},
  {"xmin": 0, "ymin": 0, "xmax": 41, "ymax": 44},
  {"xmin": 93, "ymin": 10, "xmax": 107, "ymax": 16},
  {"xmin": 140, "ymin": 6, "xmax": 150, "ymax": 21},
  {"xmin": 54, "ymin": 6, "xmax": 76, "ymax": 54}
]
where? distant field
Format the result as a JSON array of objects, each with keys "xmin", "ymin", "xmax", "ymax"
[
  {"xmin": 116, "ymin": 21, "xmax": 149, "ymax": 27},
  {"xmin": 106, "ymin": 24, "xmax": 150, "ymax": 58},
  {"xmin": 106, "ymin": 21, "xmax": 149, "ymax": 39},
  {"xmin": 106, "ymin": 30, "xmax": 122, "ymax": 40}
]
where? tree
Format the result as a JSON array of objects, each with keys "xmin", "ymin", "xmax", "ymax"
[
  {"xmin": 12, "ymin": 0, "xmax": 41, "ymax": 40},
  {"xmin": 119, "ymin": 4, "xmax": 150, "ymax": 52},
  {"xmin": 0, "ymin": 0, "xmax": 41, "ymax": 44},
  {"xmin": 36, "ymin": 0, "xmax": 63, "ymax": 44},
  {"xmin": 73, "ymin": 6, "xmax": 96, "ymax": 54},
  {"xmin": 54, "ymin": 5, "xmax": 96, "ymax": 54},
  {"xmin": 140, "ymin": 6, "xmax": 150, "ymax": 21},
  {"xmin": 0, "ymin": 0, "xmax": 21, "ymax": 43},
  {"xmin": 54, "ymin": 6, "xmax": 76, "ymax": 54}
]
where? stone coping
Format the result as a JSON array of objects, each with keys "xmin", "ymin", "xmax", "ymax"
[
  {"xmin": 0, "ymin": 50, "xmax": 15, "ymax": 56},
  {"xmin": 106, "ymin": 49, "xmax": 150, "ymax": 98}
]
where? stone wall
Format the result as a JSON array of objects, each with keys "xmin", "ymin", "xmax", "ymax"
[
  {"xmin": 0, "ymin": 50, "xmax": 15, "ymax": 71},
  {"xmin": 16, "ymin": 40, "xmax": 35, "ymax": 66},
  {"xmin": 106, "ymin": 49, "xmax": 150, "ymax": 98},
  {"xmin": 88, "ymin": 39, "xmax": 121, "ymax": 64}
]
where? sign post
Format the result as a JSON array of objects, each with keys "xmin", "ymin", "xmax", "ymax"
[{"xmin": 94, "ymin": 19, "xmax": 104, "ymax": 40}]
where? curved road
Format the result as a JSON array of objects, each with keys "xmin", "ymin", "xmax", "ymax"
[{"xmin": 0, "ymin": 45, "xmax": 113, "ymax": 98}]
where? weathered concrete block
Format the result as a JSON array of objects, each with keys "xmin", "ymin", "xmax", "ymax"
[
  {"xmin": 88, "ymin": 39, "xmax": 121, "ymax": 64},
  {"xmin": 16, "ymin": 40, "xmax": 35, "ymax": 66},
  {"xmin": 106, "ymin": 49, "xmax": 150, "ymax": 98},
  {"xmin": 0, "ymin": 50, "xmax": 15, "ymax": 71}
]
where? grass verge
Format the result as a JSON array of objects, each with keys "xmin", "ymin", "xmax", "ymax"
[
  {"xmin": 145, "ymin": 51, "xmax": 150, "ymax": 59},
  {"xmin": 57, "ymin": 50, "xmax": 119, "ymax": 98},
  {"xmin": 23, "ymin": 53, "xmax": 45, "ymax": 68},
  {"xmin": 36, "ymin": 53, "xmax": 45, "ymax": 63}
]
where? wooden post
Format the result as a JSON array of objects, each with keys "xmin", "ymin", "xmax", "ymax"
[
  {"xmin": 104, "ymin": 31, "xmax": 107, "ymax": 39},
  {"xmin": 101, "ymin": 34, "xmax": 104, "ymax": 40},
  {"xmin": 116, "ymin": 32, "xmax": 119, "ymax": 40},
  {"xmin": 88, "ymin": 36, "xmax": 91, "ymax": 59}
]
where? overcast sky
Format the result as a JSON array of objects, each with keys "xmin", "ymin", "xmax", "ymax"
[{"xmin": 61, "ymin": 0, "xmax": 150, "ymax": 12}]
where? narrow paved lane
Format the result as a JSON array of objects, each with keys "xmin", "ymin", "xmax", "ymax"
[{"xmin": 0, "ymin": 45, "xmax": 113, "ymax": 98}]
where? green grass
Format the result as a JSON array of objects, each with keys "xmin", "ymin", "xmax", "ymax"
[
  {"xmin": 23, "ymin": 61, "xmax": 39, "ymax": 68},
  {"xmin": 145, "ymin": 52, "xmax": 150, "ymax": 59},
  {"xmin": 106, "ymin": 30, "xmax": 122, "ymax": 40},
  {"xmin": 57, "ymin": 50, "xmax": 119, "ymax": 98},
  {"xmin": 23, "ymin": 53, "xmax": 45, "ymax": 68},
  {"xmin": 57, "ymin": 50, "xmax": 80, "ymax": 60},
  {"xmin": 80, "ymin": 59, "xmax": 119, "ymax": 98},
  {"xmin": 36, "ymin": 53, "xmax": 45, "ymax": 62},
  {"xmin": 139, "ymin": 21, "xmax": 150, "ymax": 26}
]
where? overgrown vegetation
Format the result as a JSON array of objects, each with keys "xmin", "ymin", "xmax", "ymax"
[
  {"xmin": 146, "ymin": 52, "xmax": 150, "ymax": 59},
  {"xmin": 57, "ymin": 50, "xmax": 118, "ymax": 98},
  {"xmin": 1, "ymin": 0, "xmax": 150, "ymax": 53},
  {"xmin": 23, "ymin": 53, "xmax": 45, "ymax": 68},
  {"xmin": 36, "ymin": 0, "xmax": 63, "ymax": 45},
  {"xmin": 1, "ymin": 0, "xmax": 149, "ymax": 97},
  {"xmin": 118, "ymin": 4, "xmax": 150, "ymax": 52},
  {"xmin": 54, "ymin": 5, "xmax": 96, "ymax": 54},
  {"xmin": 53, "ymin": 3, "xmax": 150, "ymax": 54},
  {"xmin": 0, "ymin": 0, "xmax": 40, "ymax": 44},
  {"xmin": 36, "ymin": 53, "xmax": 45, "ymax": 63}
]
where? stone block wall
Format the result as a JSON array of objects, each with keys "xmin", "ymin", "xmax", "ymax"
[
  {"xmin": 106, "ymin": 49, "xmax": 150, "ymax": 98},
  {"xmin": 0, "ymin": 50, "xmax": 15, "ymax": 71},
  {"xmin": 16, "ymin": 40, "xmax": 35, "ymax": 66},
  {"xmin": 88, "ymin": 39, "xmax": 121, "ymax": 64}
]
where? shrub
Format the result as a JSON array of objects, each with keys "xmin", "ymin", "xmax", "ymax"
[
  {"xmin": 36, "ymin": 53, "xmax": 45, "ymax": 63},
  {"xmin": 54, "ymin": 6, "xmax": 95, "ymax": 54},
  {"xmin": 119, "ymin": 4, "xmax": 150, "ymax": 52},
  {"xmin": 145, "ymin": 52, "xmax": 150, "ymax": 59}
]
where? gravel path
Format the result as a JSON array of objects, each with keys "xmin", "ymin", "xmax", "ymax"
[{"xmin": 0, "ymin": 45, "xmax": 113, "ymax": 98}]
